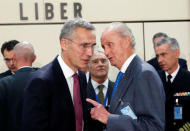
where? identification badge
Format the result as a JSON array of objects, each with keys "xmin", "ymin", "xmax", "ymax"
[
  {"xmin": 174, "ymin": 106, "xmax": 182, "ymax": 120},
  {"xmin": 120, "ymin": 105, "xmax": 137, "ymax": 119}
]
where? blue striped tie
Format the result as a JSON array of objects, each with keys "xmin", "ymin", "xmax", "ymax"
[{"xmin": 111, "ymin": 71, "xmax": 124, "ymax": 101}]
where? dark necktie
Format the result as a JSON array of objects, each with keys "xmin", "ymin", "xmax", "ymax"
[
  {"xmin": 167, "ymin": 74, "xmax": 172, "ymax": 86},
  {"xmin": 73, "ymin": 73, "xmax": 83, "ymax": 131},
  {"xmin": 97, "ymin": 84, "xmax": 105, "ymax": 104},
  {"xmin": 111, "ymin": 71, "xmax": 124, "ymax": 101}
]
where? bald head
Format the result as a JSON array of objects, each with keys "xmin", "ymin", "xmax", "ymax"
[{"xmin": 13, "ymin": 42, "xmax": 36, "ymax": 69}]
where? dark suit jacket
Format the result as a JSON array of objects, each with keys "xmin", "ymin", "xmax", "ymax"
[
  {"xmin": 0, "ymin": 70, "xmax": 12, "ymax": 79},
  {"xmin": 86, "ymin": 79, "xmax": 114, "ymax": 131},
  {"xmin": 106, "ymin": 55, "xmax": 165, "ymax": 131},
  {"xmin": 22, "ymin": 57, "xmax": 88, "ymax": 131},
  {"xmin": 0, "ymin": 67, "xmax": 36, "ymax": 131},
  {"xmin": 159, "ymin": 68, "xmax": 190, "ymax": 131},
  {"xmin": 147, "ymin": 57, "xmax": 188, "ymax": 71}
]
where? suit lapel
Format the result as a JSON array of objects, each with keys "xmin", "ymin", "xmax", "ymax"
[
  {"xmin": 107, "ymin": 80, "xmax": 114, "ymax": 105},
  {"xmin": 52, "ymin": 57, "xmax": 75, "ymax": 113},
  {"xmin": 109, "ymin": 56, "xmax": 139, "ymax": 113},
  {"xmin": 86, "ymin": 80, "xmax": 96, "ymax": 100}
]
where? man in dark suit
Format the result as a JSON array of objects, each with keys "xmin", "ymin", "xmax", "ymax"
[
  {"xmin": 0, "ymin": 42, "xmax": 37, "ymax": 131},
  {"xmin": 147, "ymin": 32, "xmax": 188, "ymax": 71},
  {"xmin": 87, "ymin": 22, "xmax": 165, "ymax": 131},
  {"xmin": 155, "ymin": 37, "xmax": 190, "ymax": 131},
  {"xmin": 0, "ymin": 40, "xmax": 19, "ymax": 79},
  {"xmin": 86, "ymin": 51, "xmax": 114, "ymax": 131},
  {"xmin": 22, "ymin": 18, "xmax": 96, "ymax": 131}
]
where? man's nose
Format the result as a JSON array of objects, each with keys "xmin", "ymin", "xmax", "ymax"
[
  {"xmin": 104, "ymin": 48, "xmax": 109, "ymax": 58},
  {"xmin": 86, "ymin": 47, "xmax": 94, "ymax": 57}
]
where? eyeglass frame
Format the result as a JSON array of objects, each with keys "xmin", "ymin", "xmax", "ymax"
[{"xmin": 63, "ymin": 38, "xmax": 96, "ymax": 51}]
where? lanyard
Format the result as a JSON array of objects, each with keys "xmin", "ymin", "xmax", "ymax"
[{"xmin": 92, "ymin": 87, "xmax": 109, "ymax": 107}]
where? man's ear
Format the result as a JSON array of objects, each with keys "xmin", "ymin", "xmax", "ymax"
[
  {"xmin": 12, "ymin": 54, "xmax": 17, "ymax": 65},
  {"xmin": 123, "ymin": 35, "xmax": 131, "ymax": 48},
  {"xmin": 176, "ymin": 49, "xmax": 180, "ymax": 58},
  {"xmin": 13, "ymin": 54, "xmax": 16, "ymax": 62},
  {"xmin": 32, "ymin": 55, "xmax": 37, "ymax": 63},
  {"xmin": 60, "ymin": 38, "xmax": 69, "ymax": 51}
]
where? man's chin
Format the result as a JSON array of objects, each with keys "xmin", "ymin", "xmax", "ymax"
[
  {"xmin": 161, "ymin": 67, "xmax": 168, "ymax": 71},
  {"xmin": 11, "ymin": 69, "xmax": 17, "ymax": 72}
]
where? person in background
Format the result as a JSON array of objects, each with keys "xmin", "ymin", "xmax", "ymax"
[
  {"xmin": 87, "ymin": 22, "xmax": 165, "ymax": 131},
  {"xmin": 80, "ymin": 66, "xmax": 90, "ymax": 82},
  {"xmin": 0, "ymin": 40, "xmax": 19, "ymax": 79},
  {"xmin": 147, "ymin": 32, "xmax": 188, "ymax": 71},
  {"xmin": 86, "ymin": 51, "xmax": 114, "ymax": 131},
  {"xmin": 155, "ymin": 37, "xmax": 190, "ymax": 131},
  {"xmin": 0, "ymin": 42, "xmax": 37, "ymax": 131},
  {"xmin": 22, "ymin": 18, "xmax": 96, "ymax": 131}
]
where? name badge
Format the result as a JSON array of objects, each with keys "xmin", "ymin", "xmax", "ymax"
[
  {"xmin": 120, "ymin": 105, "xmax": 137, "ymax": 119},
  {"xmin": 174, "ymin": 106, "xmax": 182, "ymax": 120}
]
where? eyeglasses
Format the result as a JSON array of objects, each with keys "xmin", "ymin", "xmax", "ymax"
[{"xmin": 64, "ymin": 38, "xmax": 96, "ymax": 51}]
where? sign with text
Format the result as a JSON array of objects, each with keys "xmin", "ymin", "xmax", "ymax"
[{"xmin": 0, "ymin": 0, "xmax": 189, "ymax": 24}]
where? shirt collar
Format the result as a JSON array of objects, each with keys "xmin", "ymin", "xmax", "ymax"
[
  {"xmin": 165, "ymin": 64, "xmax": 180, "ymax": 82},
  {"xmin": 91, "ymin": 78, "xmax": 109, "ymax": 90},
  {"xmin": 57, "ymin": 55, "xmax": 75, "ymax": 79},
  {"xmin": 18, "ymin": 66, "xmax": 32, "ymax": 70},
  {"xmin": 120, "ymin": 53, "xmax": 136, "ymax": 73}
]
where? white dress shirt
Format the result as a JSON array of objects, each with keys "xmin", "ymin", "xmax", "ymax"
[
  {"xmin": 91, "ymin": 79, "xmax": 109, "ymax": 97},
  {"xmin": 165, "ymin": 64, "xmax": 180, "ymax": 83},
  {"xmin": 57, "ymin": 55, "xmax": 75, "ymax": 101},
  {"xmin": 120, "ymin": 53, "xmax": 136, "ymax": 73}
]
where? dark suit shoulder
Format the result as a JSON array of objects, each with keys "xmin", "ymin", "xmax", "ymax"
[
  {"xmin": 147, "ymin": 57, "xmax": 161, "ymax": 71},
  {"xmin": 176, "ymin": 68, "xmax": 190, "ymax": 82},
  {"xmin": 0, "ymin": 74, "xmax": 14, "ymax": 87},
  {"xmin": 0, "ymin": 70, "xmax": 12, "ymax": 79},
  {"xmin": 179, "ymin": 58, "xmax": 187, "ymax": 63},
  {"xmin": 29, "ymin": 59, "xmax": 57, "ymax": 82},
  {"xmin": 179, "ymin": 58, "xmax": 188, "ymax": 70},
  {"xmin": 147, "ymin": 57, "xmax": 157, "ymax": 64}
]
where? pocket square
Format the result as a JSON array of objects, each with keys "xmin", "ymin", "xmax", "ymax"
[{"xmin": 120, "ymin": 105, "xmax": 137, "ymax": 119}]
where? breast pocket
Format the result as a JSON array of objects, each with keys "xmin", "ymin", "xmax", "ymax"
[{"xmin": 118, "ymin": 99, "xmax": 137, "ymax": 120}]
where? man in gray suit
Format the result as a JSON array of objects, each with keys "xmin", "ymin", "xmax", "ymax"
[
  {"xmin": 87, "ymin": 51, "xmax": 114, "ymax": 131},
  {"xmin": 0, "ymin": 42, "xmax": 36, "ymax": 131},
  {"xmin": 87, "ymin": 22, "xmax": 165, "ymax": 131}
]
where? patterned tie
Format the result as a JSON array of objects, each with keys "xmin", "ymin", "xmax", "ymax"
[
  {"xmin": 111, "ymin": 71, "xmax": 124, "ymax": 101},
  {"xmin": 73, "ymin": 73, "xmax": 83, "ymax": 131},
  {"xmin": 97, "ymin": 85, "xmax": 105, "ymax": 104}
]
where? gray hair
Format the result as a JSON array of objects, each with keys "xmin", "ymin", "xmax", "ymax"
[
  {"xmin": 88, "ymin": 50, "xmax": 108, "ymax": 67},
  {"xmin": 13, "ymin": 41, "xmax": 35, "ymax": 62},
  {"xmin": 105, "ymin": 22, "xmax": 136, "ymax": 48},
  {"xmin": 152, "ymin": 32, "xmax": 168, "ymax": 44},
  {"xmin": 155, "ymin": 37, "xmax": 180, "ymax": 51},
  {"xmin": 59, "ymin": 18, "xmax": 95, "ymax": 41}
]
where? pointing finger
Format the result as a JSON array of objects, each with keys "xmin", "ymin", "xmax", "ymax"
[{"xmin": 86, "ymin": 98, "xmax": 99, "ymax": 107}]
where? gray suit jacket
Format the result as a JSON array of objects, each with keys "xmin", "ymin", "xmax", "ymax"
[{"xmin": 107, "ymin": 55, "xmax": 165, "ymax": 131}]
